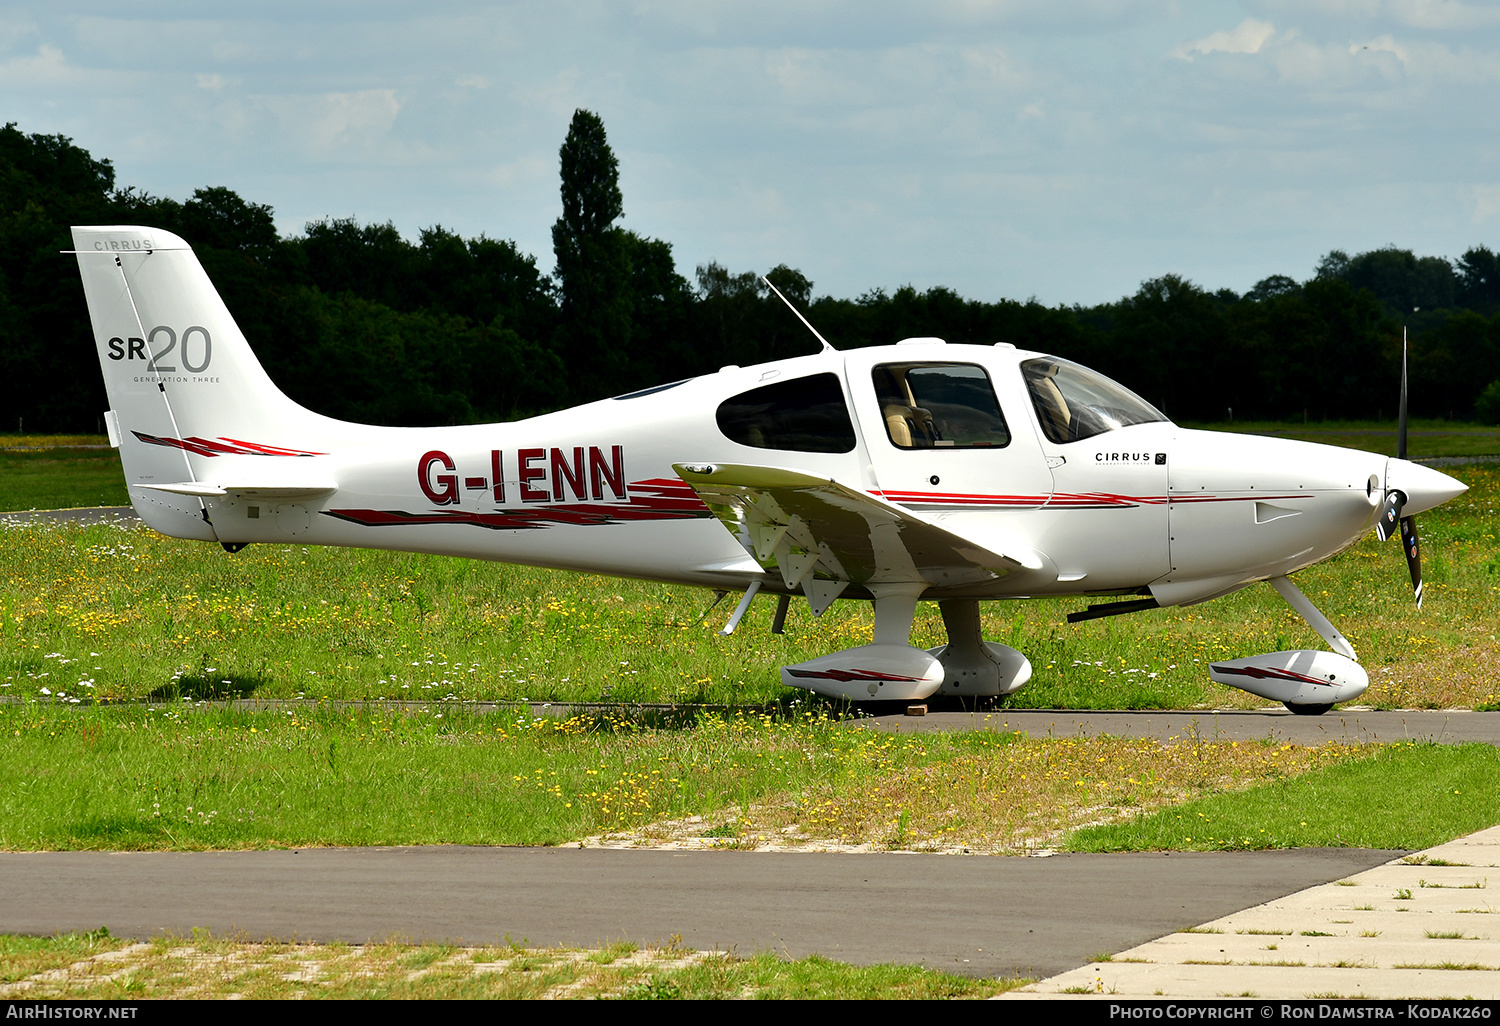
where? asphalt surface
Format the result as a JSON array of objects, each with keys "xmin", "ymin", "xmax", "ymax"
[
  {"xmin": 863, "ymin": 708, "xmax": 1500, "ymax": 746},
  {"xmin": 0, "ymin": 505, "xmax": 140, "ymax": 526},
  {"xmin": 0, "ymin": 846, "xmax": 1400, "ymax": 980}
]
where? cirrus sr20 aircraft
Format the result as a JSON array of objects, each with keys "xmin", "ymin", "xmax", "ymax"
[{"xmin": 72, "ymin": 225, "xmax": 1467, "ymax": 715}]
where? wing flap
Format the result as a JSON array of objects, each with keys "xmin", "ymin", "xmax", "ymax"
[{"xmin": 673, "ymin": 462, "xmax": 1029, "ymax": 591}]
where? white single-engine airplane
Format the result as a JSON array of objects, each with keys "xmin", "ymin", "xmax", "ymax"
[{"xmin": 73, "ymin": 225, "xmax": 1467, "ymax": 714}]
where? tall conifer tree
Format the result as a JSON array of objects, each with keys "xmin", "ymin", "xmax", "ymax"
[{"xmin": 551, "ymin": 109, "xmax": 632, "ymax": 400}]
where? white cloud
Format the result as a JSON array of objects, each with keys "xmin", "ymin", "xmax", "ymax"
[
  {"xmin": 479, "ymin": 155, "xmax": 550, "ymax": 190},
  {"xmin": 1173, "ymin": 19, "xmax": 1276, "ymax": 60},
  {"xmin": 0, "ymin": 43, "xmax": 81, "ymax": 85},
  {"xmin": 0, "ymin": 15, "xmax": 37, "ymax": 53},
  {"xmin": 254, "ymin": 89, "xmax": 402, "ymax": 158},
  {"xmin": 1252, "ymin": 0, "xmax": 1500, "ymax": 30},
  {"xmin": 196, "ymin": 73, "xmax": 225, "ymax": 90},
  {"xmin": 1472, "ymin": 184, "xmax": 1500, "ymax": 224},
  {"xmin": 1348, "ymin": 34, "xmax": 1410, "ymax": 62}
]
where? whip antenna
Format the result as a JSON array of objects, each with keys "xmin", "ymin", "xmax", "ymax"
[{"xmin": 762, "ymin": 275, "xmax": 835, "ymax": 353}]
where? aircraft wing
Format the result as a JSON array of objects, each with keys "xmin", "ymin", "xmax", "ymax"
[{"xmin": 673, "ymin": 462, "xmax": 1032, "ymax": 611}]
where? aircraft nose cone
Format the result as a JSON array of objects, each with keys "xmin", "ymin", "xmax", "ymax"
[{"xmin": 1386, "ymin": 458, "xmax": 1468, "ymax": 516}]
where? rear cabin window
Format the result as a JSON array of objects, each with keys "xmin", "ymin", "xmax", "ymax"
[
  {"xmin": 872, "ymin": 363, "xmax": 1010, "ymax": 449},
  {"xmin": 716, "ymin": 373, "xmax": 857, "ymax": 453}
]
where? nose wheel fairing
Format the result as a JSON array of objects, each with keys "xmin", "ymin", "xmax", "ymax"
[
  {"xmin": 1204, "ymin": 576, "xmax": 1368, "ymax": 713},
  {"xmin": 1208, "ymin": 650, "xmax": 1368, "ymax": 707}
]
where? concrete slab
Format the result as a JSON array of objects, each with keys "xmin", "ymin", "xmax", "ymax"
[{"xmin": 1006, "ymin": 825, "xmax": 1500, "ymax": 999}]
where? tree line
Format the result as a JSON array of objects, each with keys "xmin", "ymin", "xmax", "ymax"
[{"xmin": 4, "ymin": 113, "xmax": 1500, "ymax": 433}]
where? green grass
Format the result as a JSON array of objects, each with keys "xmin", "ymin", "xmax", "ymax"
[
  {"xmin": 4, "ymin": 702, "xmax": 1492, "ymax": 857},
  {"xmin": 0, "ymin": 445, "xmax": 127, "ymax": 512},
  {"xmin": 661, "ymin": 952, "xmax": 1019, "ymax": 999},
  {"xmin": 0, "ymin": 703, "xmax": 1365, "ymax": 853},
  {"xmin": 0, "ymin": 704, "xmax": 837, "ymax": 849},
  {"xmin": 1067, "ymin": 742, "xmax": 1500, "ymax": 852},
  {"xmin": 3, "ymin": 439, "xmax": 1497, "ymax": 710},
  {"xmin": 0, "ymin": 928, "xmax": 124, "ymax": 983},
  {"xmin": 1184, "ymin": 418, "xmax": 1500, "ymax": 459}
]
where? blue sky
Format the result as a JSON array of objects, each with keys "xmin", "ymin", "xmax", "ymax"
[{"xmin": 6, "ymin": 1, "xmax": 1500, "ymax": 305}]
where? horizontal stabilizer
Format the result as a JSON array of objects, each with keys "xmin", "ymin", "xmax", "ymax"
[
  {"xmin": 143, "ymin": 482, "xmax": 337, "ymax": 499},
  {"xmin": 672, "ymin": 462, "xmax": 1030, "ymax": 590}
]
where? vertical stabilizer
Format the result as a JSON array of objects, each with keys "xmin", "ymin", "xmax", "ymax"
[{"xmin": 71, "ymin": 226, "xmax": 338, "ymax": 539}]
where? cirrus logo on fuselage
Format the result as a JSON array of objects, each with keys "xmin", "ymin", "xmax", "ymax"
[{"xmin": 1095, "ymin": 451, "xmax": 1167, "ymax": 465}]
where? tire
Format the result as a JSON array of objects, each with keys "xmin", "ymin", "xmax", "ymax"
[{"xmin": 1284, "ymin": 702, "xmax": 1334, "ymax": 716}]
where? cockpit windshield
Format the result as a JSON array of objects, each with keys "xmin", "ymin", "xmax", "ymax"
[{"xmin": 1021, "ymin": 357, "xmax": 1168, "ymax": 444}]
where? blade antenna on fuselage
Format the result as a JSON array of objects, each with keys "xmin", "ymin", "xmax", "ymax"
[
  {"xmin": 761, "ymin": 275, "xmax": 835, "ymax": 353},
  {"xmin": 1398, "ymin": 327, "xmax": 1409, "ymax": 461}
]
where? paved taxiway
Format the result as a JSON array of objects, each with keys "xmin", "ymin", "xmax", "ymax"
[
  {"xmin": 1, "ymin": 505, "xmax": 140, "ymax": 526},
  {"xmin": 863, "ymin": 708, "xmax": 1500, "ymax": 746},
  {"xmin": 0, "ymin": 846, "xmax": 1398, "ymax": 981}
]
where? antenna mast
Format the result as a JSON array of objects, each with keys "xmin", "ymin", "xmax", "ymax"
[{"xmin": 761, "ymin": 275, "xmax": 835, "ymax": 353}]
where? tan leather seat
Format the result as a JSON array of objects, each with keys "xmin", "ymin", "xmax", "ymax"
[{"xmin": 884, "ymin": 404, "xmax": 913, "ymax": 447}]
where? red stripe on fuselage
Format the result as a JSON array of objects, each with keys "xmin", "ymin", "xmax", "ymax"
[{"xmin": 325, "ymin": 478, "xmax": 711, "ymax": 531}]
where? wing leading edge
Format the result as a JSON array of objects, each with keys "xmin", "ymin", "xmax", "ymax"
[{"xmin": 673, "ymin": 462, "xmax": 1038, "ymax": 612}]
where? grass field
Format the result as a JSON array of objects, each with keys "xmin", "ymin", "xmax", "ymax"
[
  {"xmin": 0, "ymin": 439, "xmax": 127, "ymax": 512},
  {"xmin": 2, "ymin": 701, "xmax": 1493, "ymax": 855},
  {"xmin": 2, "ymin": 455, "xmax": 1496, "ymax": 709},
  {"xmin": 1184, "ymin": 418, "xmax": 1500, "ymax": 459}
]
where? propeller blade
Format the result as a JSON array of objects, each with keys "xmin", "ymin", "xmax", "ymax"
[
  {"xmin": 1375, "ymin": 490, "xmax": 1404, "ymax": 542},
  {"xmin": 1391, "ymin": 328, "xmax": 1422, "ymax": 607},
  {"xmin": 1399, "ymin": 514, "xmax": 1423, "ymax": 608}
]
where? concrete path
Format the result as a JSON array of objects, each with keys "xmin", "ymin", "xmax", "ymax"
[{"xmin": 1007, "ymin": 826, "xmax": 1500, "ymax": 999}]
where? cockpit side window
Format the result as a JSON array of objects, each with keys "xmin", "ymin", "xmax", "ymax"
[
  {"xmin": 871, "ymin": 363, "xmax": 1010, "ymax": 449},
  {"xmin": 1021, "ymin": 357, "xmax": 1168, "ymax": 444},
  {"xmin": 716, "ymin": 373, "xmax": 856, "ymax": 453}
]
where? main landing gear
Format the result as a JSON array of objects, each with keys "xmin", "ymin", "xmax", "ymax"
[{"xmin": 778, "ymin": 587, "xmax": 1031, "ymax": 703}]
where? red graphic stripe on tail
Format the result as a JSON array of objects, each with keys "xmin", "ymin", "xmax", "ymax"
[{"xmin": 133, "ymin": 432, "xmax": 325, "ymax": 457}]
